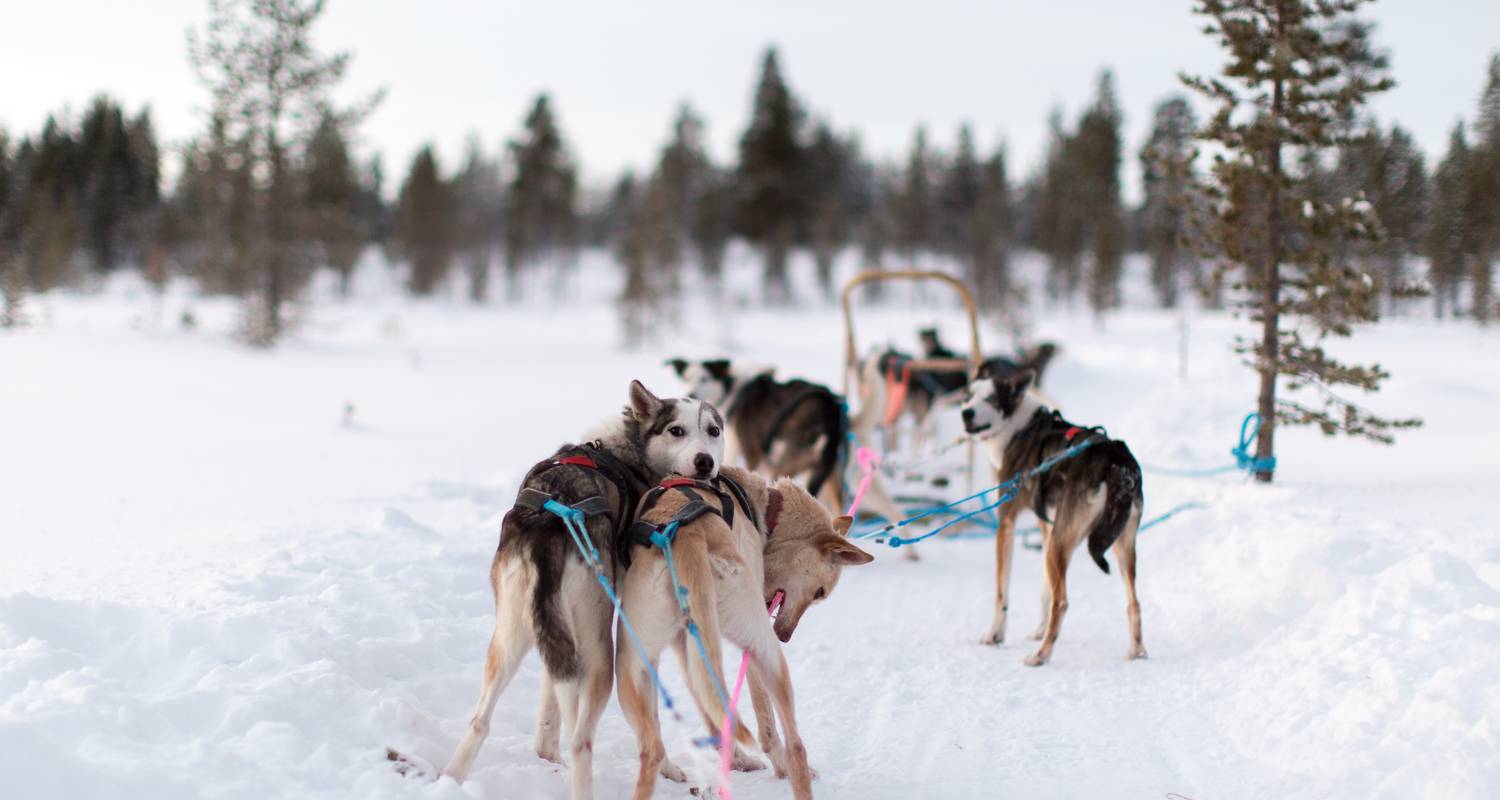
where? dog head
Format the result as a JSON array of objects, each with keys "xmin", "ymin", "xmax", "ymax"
[
  {"xmin": 626, "ymin": 380, "xmax": 725, "ymax": 480},
  {"xmin": 667, "ymin": 358, "xmax": 734, "ymax": 407},
  {"xmin": 960, "ymin": 369, "xmax": 1040, "ymax": 447},
  {"xmin": 761, "ymin": 479, "xmax": 873, "ymax": 642}
]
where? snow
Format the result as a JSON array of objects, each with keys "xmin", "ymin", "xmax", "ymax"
[{"xmin": 3, "ymin": 252, "xmax": 1498, "ymax": 799}]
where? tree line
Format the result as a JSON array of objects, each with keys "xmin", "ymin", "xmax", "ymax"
[{"xmin": 1, "ymin": 0, "xmax": 1497, "ymax": 344}]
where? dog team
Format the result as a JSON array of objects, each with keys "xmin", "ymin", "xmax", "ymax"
[{"xmin": 409, "ymin": 328, "xmax": 1147, "ymax": 799}]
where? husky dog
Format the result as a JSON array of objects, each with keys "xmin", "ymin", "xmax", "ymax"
[
  {"xmin": 672, "ymin": 358, "xmax": 915, "ymax": 560},
  {"xmin": 616, "ymin": 465, "xmax": 872, "ymax": 800},
  {"xmin": 436, "ymin": 381, "xmax": 726, "ymax": 799},
  {"xmin": 959, "ymin": 369, "xmax": 1146, "ymax": 666},
  {"xmin": 667, "ymin": 359, "xmax": 843, "ymax": 499}
]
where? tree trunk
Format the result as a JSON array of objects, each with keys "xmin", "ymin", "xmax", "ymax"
[
  {"xmin": 1255, "ymin": 50, "xmax": 1286, "ymax": 484},
  {"xmin": 1474, "ymin": 249, "xmax": 1494, "ymax": 325}
]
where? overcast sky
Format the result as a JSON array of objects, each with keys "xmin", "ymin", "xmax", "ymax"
[{"xmin": 3, "ymin": 0, "xmax": 1497, "ymax": 201}]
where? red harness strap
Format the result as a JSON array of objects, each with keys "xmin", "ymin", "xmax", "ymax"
[
  {"xmin": 557, "ymin": 455, "xmax": 598, "ymax": 469},
  {"xmin": 1064, "ymin": 426, "xmax": 1083, "ymax": 441},
  {"xmin": 660, "ymin": 476, "xmax": 699, "ymax": 489}
]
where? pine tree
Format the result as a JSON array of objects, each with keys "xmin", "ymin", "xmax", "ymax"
[
  {"xmin": 894, "ymin": 125, "xmax": 936, "ymax": 266},
  {"xmin": 1183, "ymin": 0, "xmax": 1419, "ymax": 481},
  {"xmin": 304, "ymin": 110, "xmax": 366, "ymax": 296},
  {"xmin": 450, "ymin": 136, "xmax": 503, "ymax": 302},
  {"xmin": 504, "ymin": 93, "xmax": 578, "ymax": 300},
  {"xmin": 615, "ymin": 173, "xmax": 679, "ymax": 346},
  {"xmin": 16, "ymin": 118, "xmax": 85, "ymax": 291},
  {"xmin": 1140, "ymin": 96, "xmax": 1199, "ymax": 308},
  {"xmin": 1333, "ymin": 123, "xmax": 1428, "ymax": 310},
  {"xmin": 1426, "ymin": 123, "xmax": 1470, "ymax": 317},
  {"xmin": 0, "ymin": 128, "xmax": 23, "ymax": 327},
  {"xmin": 1467, "ymin": 54, "xmax": 1500, "ymax": 322},
  {"xmin": 690, "ymin": 167, "xmax": 734, "ymax": 291},
  {"xmin": 941, "ymin": 125, "xmax": 982, "ymax": 273},
  {"xmin": 1075, "ymin": 71, "xmax": 1127, "ymax": 313},
  {"xmin": 805, "ymin": 121, "xmax": 854, "ymax": 299},
  {"xmin": 973, "ymin": 144, "xmax": 1015, "ymax": 309},
  {"xmin": 188, "ymin": 0, "xmax": 379, "ymax": 345},
  {"xmin": 395, "ymin": 146, "xmax": 455, "ymax": 296},
  {"xmin": 736, "ymin": 47, "xmax": 807, "ymax": 303},
  {"xmin": 1035, "ymin": 109, "xmax": 1085, "ymax": 302}
]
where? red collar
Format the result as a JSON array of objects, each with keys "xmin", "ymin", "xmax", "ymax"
[
  {"xmin": 765, "ymin": 488, "xmax": 783, "ymax": 535},
  {"xmin": 556, "ymin": 455, "xmax": 598, "ymax": 469}
]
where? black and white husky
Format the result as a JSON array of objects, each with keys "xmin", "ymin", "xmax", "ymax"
[
  {"xmin": 667, "ymin": 359, "xmax": 844, "ymax": 499},
  {"xmin": 435, "ymin": 380, "xmax": 726, "ymax": 799},
  {"xmin": 959, "ymin": 369, "xmax": 1146, "ymax": 667}
]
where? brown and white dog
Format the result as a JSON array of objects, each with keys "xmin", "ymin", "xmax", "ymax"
[
  {"xmin": 615, "ymin": 465, "xmax": 872, "ymax": 800},
  {"xmin": 959, "ymin": 369, "xmax": 1146, "ymax": 666}
]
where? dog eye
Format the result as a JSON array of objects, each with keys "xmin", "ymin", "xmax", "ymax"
[
  {"xmin": 707, "ymin": 425, "xmax": 721, "ymax": 437},
  {"xmin": 669, "ymin": 425, "xmax": 686, "ymax": 437},
  {"xmin": 814, "ymin": 588, "xmax": 826, "ymax": 600}
]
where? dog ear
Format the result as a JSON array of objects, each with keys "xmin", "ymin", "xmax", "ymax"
[
  {"xmin": 831, "ymin": 514, "xmax": 853, "ymax": 537},
  {"xmin": 704, "ymin": 359, "xmax": 731, "ymax": 380},
  {"xmin": 1006, "ymin": 368, "xmax": 1036, "ymax": 400},
  {"xmin": 821, "ymin": 534, "xmax": 874, "ymax": 566},
  {"xmin": 664, "ymin": 358, "xmax": 688, "ymax": 377},
  {"xmin": 628, "ymin": 379, "xmax": 664, "ymax": 421}
]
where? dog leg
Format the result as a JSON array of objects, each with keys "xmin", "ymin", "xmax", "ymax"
[
  {"xmin": 1025, "ymin": 526, "xmax": 1073, "ymax": 667},
  {"xmin": 748, "ymin": 668, "xmax": 787, "ymax": 778},
  {"xmin": 566, "ymin": 650, "xmax": 613, "ymax": 800},
  {"xmin": 1028, "ymin": 522, "xmax": 1053, "ymax": 641},
  {"xmin": 535, "ymin": 672, "xmax": 561, "ymax": 763},
  {"xmin": 748, "ymin": 649, "xmax": 814, "ymax": 800},
  {"xmin": 1115, "ymin": 516, "xmax": 1147, "ymax": 660},
  {"xmin": 438, "ymin": 567, "xmax": 534, "ymax": 780},
  {"xmin": 982, "ymin": 504, "xmax": 1020, "ymax": 645}
]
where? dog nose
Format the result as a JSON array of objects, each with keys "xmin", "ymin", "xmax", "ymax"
[
  {"xmin": 693, "ymin": 453, "xmax": 714, "ymax": 476},
  {"xmin": 961, "ymin": 408, "xmax": 975, "ymax": 423}
]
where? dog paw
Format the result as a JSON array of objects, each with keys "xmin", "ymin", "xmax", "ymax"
[
  {"xmin": 1027, "ymin": 627, "xmax": 1045, "ymax": 641},
  {"xmin": 1127, "ymin": 644, "xmax": 1148, "ymax": 660},
  {"xmin": 1023, "ymin": 651, "xmax": 1050, "ymax": 667},
  {"xmin": 659, "ymin": 758, "xmax": 688, "ymax": 783},
  {"xmin": 732, "ymin": 747, "xmax": 766, "ymax": 772},
  {"xmin": 534, "ymin": 746, "xmax": 561, "ymax": 764},
  {"xmin": 979, "ymin": 630, "xmax": 1004, "ymax": 646}
]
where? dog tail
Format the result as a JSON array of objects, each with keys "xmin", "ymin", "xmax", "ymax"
[
  {"xmin": 673, "ymin": 534, "xmax": 756, "ymax": 749},
  {"xmin": 1085, "ymin": 453, "xmax": 1143, "ymax": 574}
]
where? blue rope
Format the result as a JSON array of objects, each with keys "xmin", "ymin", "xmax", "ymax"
[
  {"xmin": 540, "ymin": 500, "xmax": 682, "ymax": 722},
  {"xmin": 1144, "ymin": 413, "xmax": 1276, "ymax": 477},
  {"xmin": 851, "ymin": 437, "xmax": 1100, "ymax": 546},
  {"xmin": 648, "ymin": 520, "xmax": 734, "ymax": 748}
]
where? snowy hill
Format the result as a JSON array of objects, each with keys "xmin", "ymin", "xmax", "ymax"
[{"xmin": 2, "ymin": 253, "xmax": 1496, "ymax": 799}]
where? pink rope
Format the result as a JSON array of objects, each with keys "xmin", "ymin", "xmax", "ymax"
[
  {"xmin": 718, "ymin": 590, "xmax": 784, "ymax": 800},
  {"xmin": 847, "ymin": 446, "xmax": 879, "ymax": 516},
  {"xmin": 716, "ymin": 449, "xmax": 873, "ymax": 796}
]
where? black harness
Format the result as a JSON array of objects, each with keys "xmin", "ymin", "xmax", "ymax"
[
  {"xmin": 1012, "ymin": 410, "xmax": 1108, "ymax": 524},
  {"xmin": 513, "ymin": 443, "xmax": 646, "ymax": 540},
  {"xmin": 623, "ymin": 474, "xmax": 759, "ymax": 565}
]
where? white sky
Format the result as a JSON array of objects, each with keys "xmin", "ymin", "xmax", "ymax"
[{"xmin": 3, "ymin": 0, "xmax": 1497, "ymax": 202}]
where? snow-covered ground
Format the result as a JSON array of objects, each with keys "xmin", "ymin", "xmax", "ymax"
[{"xmin": 2, "ymin": 252, "xmax": 1497, "ymax": 799}]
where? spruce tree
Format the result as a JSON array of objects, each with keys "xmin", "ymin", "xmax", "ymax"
[
  {"xmin": 1075, "ymin": 71, "xmax": 1127, "ymax": 313},
  {"xmin": 973, "ymin": 144, "xmax": 1015, "ymax": 309},
  {"xmin": 395, "ymin": 146, "xmax": 455, "ymax": 296},
  {"xmin": 16, "ymin": 118, "xmax": 85, "ymax": 291},
  {"xmin": 805, "ymin": 121, "xmax": 854, "ymax": 299},
  {"xmin": 1333, "ymin": 123, "xmax": 1428, "ymax": 311},
  {"xmin": 1183, "ymin": 0, "xmax": 1419, "ymax": 481},
  {"xmin": 504, "ymin": 93, "xmax": 578, "ymax": 300},
  {"xmin": 1140, "ymin": 96, "xmax": 1199, "ymax": 308},
  {"xmin": 736, "ymin": 47, "xmax": 807, "ymax": 303},
  {"xmin": 304, "ymin": 110, "xmax": 367, "ymax": 297},
  {"xmin": 1035, "ymin": 109, "xmax": 1085, "ymax": 302},
  {"xmin": 0, "ymin": 128, "xmax": 22, "ymax": 327},
  {"xmin": 894, "ymin": 125, "xmax": 936, "ymax": 266},
  {"xmin": 1467, "ymin": 54, "xmax": 1500, "ymax": 322},
  {"xmin": 941, "ymin": 124, "xmax": 982, "ymax": 277},
  {"xmin": 450, "ymin": 137, "xmax": 503, "ymax": 302},
  {"xmin": 1426, "ymin": 123, "xmax": 1470, "ymax": 318},
  {"xmin": 188, "ymin": 0, "xmax": 379, "ymax": 344}
]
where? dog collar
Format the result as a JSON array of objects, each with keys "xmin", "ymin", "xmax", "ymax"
[{"xmin": 765, "ymin": 488, "xmax": 783, "ymax": 536}]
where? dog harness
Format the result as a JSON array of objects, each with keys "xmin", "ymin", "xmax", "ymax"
[
  {"xmin": 1015, "ymin": 410, "xmax": 1109, "ymax": 524},
  {"xmin": 513, "ymin": 445, "xmax": 643, "ymax": 543},
  {"xmin": 625, "ymin": 474, "xmax": 770, "ymax": 559}
]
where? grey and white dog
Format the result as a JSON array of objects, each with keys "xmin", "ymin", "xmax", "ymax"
[
  {"xmin": 959, "ymin": 369, "xmax": 1146, "ymax": 666},
  {"xmin": 434, "ymin": 380, "xmax": 726, "ymax": 799}
]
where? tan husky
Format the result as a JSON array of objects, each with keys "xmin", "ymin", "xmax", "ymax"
[{"xmin": 614, "ymin": 465, "xmax": 873, "ymax": 800}]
